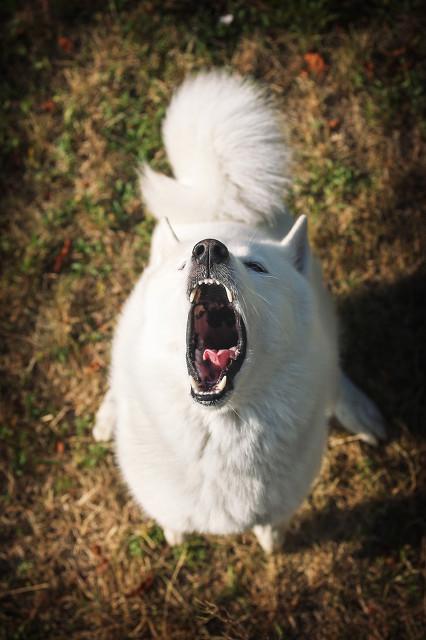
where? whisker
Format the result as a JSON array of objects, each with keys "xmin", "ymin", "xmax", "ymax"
[
  {"xmin": 238, "ymin": 288, "xmax": 260, "ymax": 320},
  {"xmin": 229, "ymin": 403, "xmax": 251, "ymax": 430},
  {"xmin": 243, "ymin": 283, "xmax": 274, "ymax": 310}
]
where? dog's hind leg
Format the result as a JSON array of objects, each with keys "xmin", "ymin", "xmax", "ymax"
[
  {"xmin": 93, "ymin": 389, "xmax": 116, "ymax": 442},
  {"xmin": 334, "ymin": 371, "xmax": 386, "ymax": 445}
]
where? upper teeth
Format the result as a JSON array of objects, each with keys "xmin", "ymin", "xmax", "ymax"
[
  {"xmin": 202, "ymin": 278, "xmax": 217, "ymax": 285},
  {"xmin": 216, "ymin": 375, "xmax": 227, "ymax": 392},
  {"xmin": 189, "ymin": 376, "xmax": 200, "ymax": 392},
  {"xmin": 225, "ymin": 287, "xmax": 233, "ymax": 303},
  {"xmin": 189, "ymin": 280, "xmax": 233, "ymax": 303}
]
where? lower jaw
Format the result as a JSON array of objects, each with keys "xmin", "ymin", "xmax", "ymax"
[{"xmin": 191, "ymin": 387, "xmax": 230, "ymax": 407}]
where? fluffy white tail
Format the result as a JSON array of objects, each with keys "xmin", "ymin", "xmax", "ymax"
[{"xmin": 140, "ymin": 71, "xmax": 290, "ymax": 227}]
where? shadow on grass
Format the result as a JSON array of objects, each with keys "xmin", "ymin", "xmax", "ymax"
[
  {"xmin": 287, "ymin": 491, "xmax": 423, "ymax": 557},
  {"xmin": 338, "ymin": 266, "xmax": 426, "ymax": 439}
]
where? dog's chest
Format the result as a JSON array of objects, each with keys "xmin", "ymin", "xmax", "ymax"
[{"xmin": 169, "ymin": 426, "xmax": 284, "ymax": 534}]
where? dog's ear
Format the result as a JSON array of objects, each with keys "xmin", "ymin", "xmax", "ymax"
[{"xmin": 281, "ymin": 215, "xmax": 310, "ymax": 274}]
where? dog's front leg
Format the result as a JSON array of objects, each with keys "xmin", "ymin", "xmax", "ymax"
[
  {"xmin": 163, "ymin": 529, "xmax": 185, "ymax": 546},
  {"xmin": 253, "ymin": 523, "xmax": 286, "ymax": 554},
  {"xmin": 93, "ymin": 388, "xmax": 116, "ymax": 442}
]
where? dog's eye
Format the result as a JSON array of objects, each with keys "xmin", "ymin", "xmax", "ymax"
[{"xmin": 244, "ymin": 261, "xmax": 268, "ymax": 274}]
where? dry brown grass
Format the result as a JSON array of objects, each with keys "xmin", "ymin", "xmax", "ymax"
[{"xmin": 1, "ymin": 2, "xmax": 425, "ymax": 638}]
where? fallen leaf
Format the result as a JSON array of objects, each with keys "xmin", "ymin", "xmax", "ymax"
[
  {"xmin": 364, "ymin": 61, "xmax": 374, "ymax": 79},
  {"xmin": 386, "ymin": 47, "xmax": 406, "ymax": 57},
  {"xmin": 40, "ymin": 99, "xmax": 55, "ymax": 112},
  {"xmin": 84, "ymin": 359, "xmax": 102, "ymax": 374},
  {"xmin": 125, "ymin": 573, "xmax": 155, "ymax": 598},
  {"xmin": 219, "ymin": 14, "xmax": 234, "ymax": 25},
  {"xmin": 304, "ymin": 52, "xmax": 327, "ymax": 76},
  {"xmin": 58, "ymin": 36, "xmax": 73, "ymax": 53},
  {"xmin": 53, "ymin": 238, "xmax": 72, "ymax": 273},
  {"xmin": 95, "ymin": 559, "xmax": 109, "ymax": 575},
  {"xmin": 91, "ymin": 544, "xmax": 102, "ymax": 557},
  {"xmin": 56, "ymin": 441, "xmax": 65, "ymax": 455},
  {"xmin": 328, "ymin": 118, "xmax": 340, "ymax": 130}
]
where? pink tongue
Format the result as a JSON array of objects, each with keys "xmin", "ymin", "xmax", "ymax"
[{"xmin": 203, "ymin": 348, "xmax": 235, "ymax": 370}]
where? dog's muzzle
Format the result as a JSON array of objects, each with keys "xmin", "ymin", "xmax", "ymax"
[{"xmin": 186, "ymin": 239, "xmax": 247, "ymax": 406}]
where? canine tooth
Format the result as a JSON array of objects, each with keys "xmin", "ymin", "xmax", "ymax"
[
  {"xmin": 216, "ymin": 376, "xmax": 227, "ymax": 392},
  {"xmin": 215, "ymin": 279, "xmax": 220, "ymax": 285},
  {"xmin": 189, "ymin": 289, "xmax": 196, "ymax": 303},
  {"xmin": 189, "ymin": 376, "xmax": 201, "ymax": 392},
  {"xmin": 225, "ymin": 286, "xmax": 233, "ymax": 303}
]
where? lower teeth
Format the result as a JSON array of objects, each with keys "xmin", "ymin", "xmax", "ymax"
[{"xmin": 189, "ymin": 375, "xmax": 227, "ymax": 395}]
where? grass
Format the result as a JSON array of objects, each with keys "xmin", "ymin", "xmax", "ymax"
[{"xmin": 0, "ymin": 1, "xmax": 425, "ymax": 638}]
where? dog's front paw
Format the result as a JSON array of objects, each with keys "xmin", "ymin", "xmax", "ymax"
[
  {"xmin": 164, "ymin": 528, "xmax": 185, "ymax": 546},
  {"xmin": 93, "ymin": 390, "xmax": 116, "ymax": 442},
  {"xmin": 253, "ymin": 524, "xmax": 285, "ymax": 554},
  {"xmin": 93, "ymin": 419, "xmax": 114, "ymax": 442}
]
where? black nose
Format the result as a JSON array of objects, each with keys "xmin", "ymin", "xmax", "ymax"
[{"xmin": 192, "ymin": 238, "xmax": 229, "ymax": 267}]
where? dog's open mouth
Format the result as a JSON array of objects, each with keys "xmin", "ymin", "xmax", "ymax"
[{"xmin": 186, "ymin": 279, "xmax": 246, "ymax": 405}]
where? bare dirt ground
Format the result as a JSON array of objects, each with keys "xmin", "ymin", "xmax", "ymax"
[{"xmin": 1, "ymin": 2, "xmax": 425, "ymax": 638}]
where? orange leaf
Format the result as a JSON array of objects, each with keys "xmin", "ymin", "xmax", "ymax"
[
  {"xmin": 84, "ymin": 359, "xmax": 102, "ymax": 374},
  {"xmin": 56, "ymin": 441, "xmax": 65, "ymax": 455},
  {"xmin": 40, "ymin": 99, "xmax": 55, "ymax": 112},
  {"xmin": 91, "ymin": 544, "xmax": 102, "ymax": 557},
  {"xmin": 58, "ymin": 36, "xmax": 73, "ymax": 53},
  {"xmin": 125, "ymin": 573, "xmax": 155, "ymax": 598},
  {"xmin": 328, "ymin": 118, "xmax": 340, "ymax": 130},
  {"xmin": 96, "ymin": 559, "xmax": 109, "ymax": 575},
  {"xmin": 53, "ymin": 238, "xmax": 72, "ymax": 273},
  {"xmin": 364, "ymin": 61, "xmax": 374, "ymax": 78},
  {"xmin": 386, "ymin": 47, "xmax": 406, "ymax": 57},
  {"xmin": 304, "ymin": 52, "xmax": 327, "ymax": 76}
]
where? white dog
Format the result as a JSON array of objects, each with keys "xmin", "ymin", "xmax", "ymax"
[{"xmin": 93, "ymin": 72, "xmax": 385, "ymax": 553}]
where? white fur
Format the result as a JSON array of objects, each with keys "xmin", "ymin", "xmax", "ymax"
[
  {"xmin": 140, "ymin": 71, "xmax": 291, "ymax": 229},
  {"xmin": 94, "ymin": 72, "xmax": 385, "ymax": 553}
]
